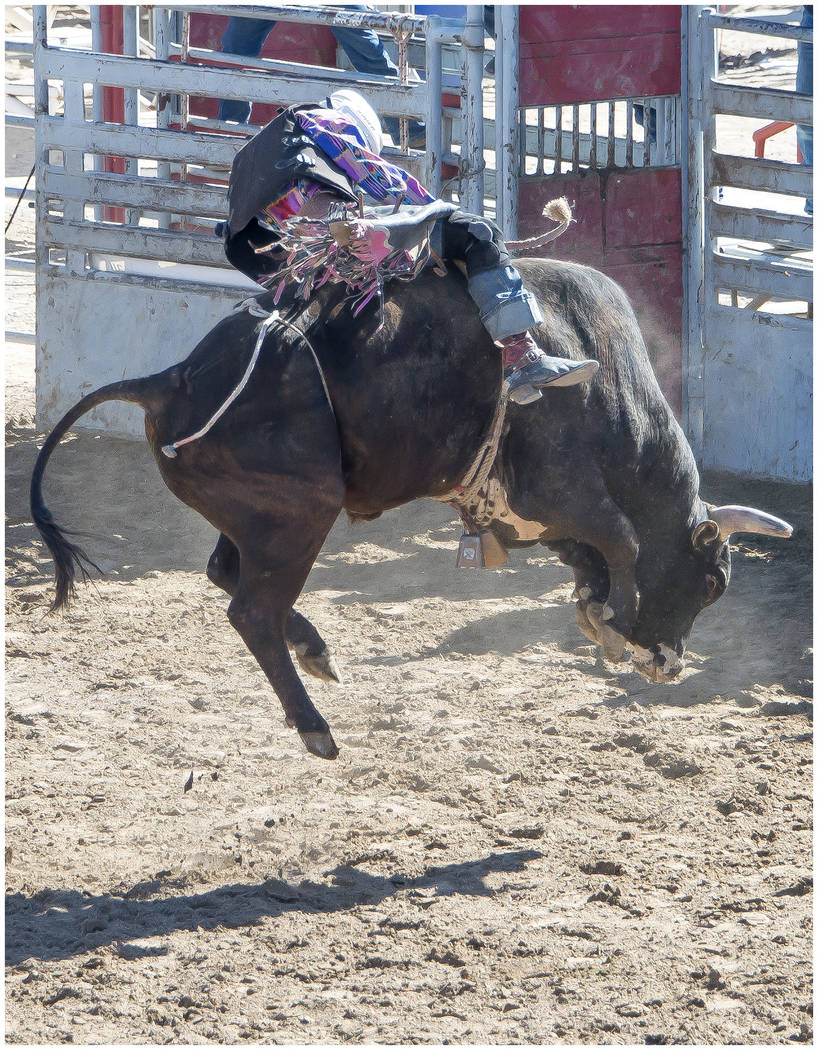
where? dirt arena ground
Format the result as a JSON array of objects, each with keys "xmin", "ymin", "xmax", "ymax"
[{"xmin": 5, "ymin": 8, "xmax": 813, "ymax": 1046}]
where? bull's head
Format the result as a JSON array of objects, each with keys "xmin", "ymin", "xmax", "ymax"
[{"xmin": 629, "ymin": 504, "xmax": 793, "ymax": 682}]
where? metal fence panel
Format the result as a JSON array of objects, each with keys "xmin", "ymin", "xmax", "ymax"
[
  {"xmin": 31, "ymin": 4, "xmax": 482, "ymax": 436},
  {"xmin": 685, "ymin": 6, "xmax": 812, "ymax": 482}
]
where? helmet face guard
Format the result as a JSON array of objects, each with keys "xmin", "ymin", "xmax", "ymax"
[{"xmin": 328, "ymin": 89, "xmax": 384, "ymax": 155}]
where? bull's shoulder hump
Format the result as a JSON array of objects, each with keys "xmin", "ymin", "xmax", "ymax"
[{"xmin": 516, "ymin": 256, "xmax": 623, "ymax": 295}]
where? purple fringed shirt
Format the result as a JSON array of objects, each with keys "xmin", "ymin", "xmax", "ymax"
[
  {"xmin": 296, "ymin": 108, "xmax": 435, "ymax": 205},
  {"xmin": 258, "ymin": 108, "xmax": 434, "ymax": 232}
]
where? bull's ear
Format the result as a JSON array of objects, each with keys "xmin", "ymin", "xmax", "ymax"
[{"xmin": 692, "ymin": 519, "xmax": 720, "ymax": 552}]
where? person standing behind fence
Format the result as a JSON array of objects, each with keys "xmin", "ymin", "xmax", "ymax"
[{"xmin": 217, "ymin": 4, "xmax": 425, "ymax": 148}]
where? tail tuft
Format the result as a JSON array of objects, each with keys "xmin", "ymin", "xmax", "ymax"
[
  {"xmin": 28, "ymin": 374, "xmax": 155, "ymax": 609},
  {"xmin": 31, "ymin": 504, "xmax": 103, "ymax": 611}
]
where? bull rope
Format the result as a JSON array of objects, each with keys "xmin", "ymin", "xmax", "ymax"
[
  {"xmin": 393, "ymin": 22, "xmax": 412, "ymax": 153},
  {"xmin": 161, "ymin": 301, "xmax": 334, "ymax": 459},
  {"xmin": 436, "ymin": 386, "xmax": 509, "ymax": 524},
  {"xmin": 434, "ymin": 199, "xmax": 575, "ymax": 520}
]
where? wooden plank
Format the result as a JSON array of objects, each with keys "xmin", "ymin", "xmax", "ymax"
[
  {"xmin": 710, "ymin": 151, "xmax": 813, "ymax": 196},
  {"xmin": 702, "ymin": 306, "xmax": 811, "ymax": 481},
  {"xmin": 42, "ymin": 217, "xmax": 227, "ymax": 266},
  {"xmin": 704, "ymin": 12, "xmax": 812, "ymax": 43},
  {"xmin": 708, "ymin": 300, "xmax": 811, "ymax": 336},
  {"xmin": 710, "ymin": 253, "xmax": 813, "ymax": 302},
  {"xmin": 183, "ymin": 4, "xmax": 427, "ymax": 35},
  {"xmin": 42, "ymin": 261, "xmax": 248, "ymax": 297},
  {"xmin": 41, "ymin": 165, "xmax": 228, "ymax": 216},
  {"xmin": 708, "ymin": 201, "xmax": 813, "ymax": 249},
  {"xmin": 709, "ymin": 81, "xmax": 812, "ymax": 124},
  {"xmin": 604, "ymin": 167, "xmax": 682, "ymax": 247}
]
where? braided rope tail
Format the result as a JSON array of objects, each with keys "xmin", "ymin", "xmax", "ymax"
[
  {"xmin": 505, "ymin": 196, "xmax": 573, "ymax": 254},
  {"xmin": 392, "ymin": 21, "xmax": 412, "ymax": 153},
  {"xmin": 161, "ymin": 302, "xmax": 335, "ymax": 459}
]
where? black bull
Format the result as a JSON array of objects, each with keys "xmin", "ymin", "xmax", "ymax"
[{"xmin": 31, "ymin": 258, "xmax": 792, "ymax": 759}]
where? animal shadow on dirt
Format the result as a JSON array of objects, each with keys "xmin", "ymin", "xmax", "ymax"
[{"xmin": 5, "ymin": 849, "xmax": 542, "ymax": 966}]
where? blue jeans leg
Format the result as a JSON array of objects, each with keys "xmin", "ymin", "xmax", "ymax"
[
  {"xmin": 332, "ymin": 16, "xmax": 425, "ymax": 144},
  {"xmin": 218, "ymin": 17, "xmax": 275, "ymax": 122},
  {"xmin": 217, "ymin": 8, "xmax": 425, "ymax": 142}
]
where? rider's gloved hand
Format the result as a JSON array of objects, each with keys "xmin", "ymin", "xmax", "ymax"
[{"xmin": 329, "ymin": 219, "xmax": 392, "ymax": 265}]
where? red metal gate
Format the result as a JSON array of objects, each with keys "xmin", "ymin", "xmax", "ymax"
[{"xmin": 516, "ymin": 6, "xmax": 683, "ymax": 413}]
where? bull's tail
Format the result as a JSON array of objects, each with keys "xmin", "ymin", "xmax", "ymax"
[{"xmin": 30, "ymin": 374, "xmax": 163, "ymax": 610}]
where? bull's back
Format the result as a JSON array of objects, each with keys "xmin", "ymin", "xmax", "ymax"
[{"xmin": 312, "ymin": 270, "xmax": 503, "ymax": 514}]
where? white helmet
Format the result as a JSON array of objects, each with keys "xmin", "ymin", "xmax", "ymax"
[{"xmin": 328, "ymin": 89, "xmax": 383, "ymax": 155}]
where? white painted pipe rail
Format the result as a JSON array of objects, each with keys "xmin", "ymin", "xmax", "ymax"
[
  {"xmin": 494, "ymin": 3, "xmax": 518, "ymax": 237},
  {"xmin": 704, "ymin": 12, "xmax": 813, "ymax": 41}
]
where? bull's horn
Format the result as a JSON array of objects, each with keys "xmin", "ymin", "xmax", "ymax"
[{"xmin": 709, "ymin": 505, "xmax": 794, "ymax": 542}]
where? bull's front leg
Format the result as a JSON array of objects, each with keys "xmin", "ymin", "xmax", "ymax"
[
  {"xmin": 556, "ymin": 496, "xmax": 639, "ymax": 662},
  {"xmin": 546, "ymin": 539, "xmax": 610, "ymax": 645}
]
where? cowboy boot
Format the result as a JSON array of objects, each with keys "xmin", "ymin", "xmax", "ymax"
[{"xmin": 500, "ymin": 331, "xmax": 599, "ymax": 405}]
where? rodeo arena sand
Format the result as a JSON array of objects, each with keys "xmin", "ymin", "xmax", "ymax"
[{"xmin": 3, "ymin": 6, "xmax": 814, "ymax": 1047}]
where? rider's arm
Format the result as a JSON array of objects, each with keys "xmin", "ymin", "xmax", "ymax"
[{"xmin": 295, "ymin": 110, "xmax": 434, "ymax": 206}]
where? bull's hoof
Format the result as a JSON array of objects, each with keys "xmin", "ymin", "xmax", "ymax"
[
  {"xmin": 299, "ymin": 729, "xmax": 340, "ymax": 760},
  {"xmin": 575, "ymin": 600, "xmax": 600, "ymax": 643},
  {"xmin": 599, "ymin": 622, "xmax": 628, "ymax": 663},
  {"xmin": 296, "ymin": 645, "xmax": 343, "ymax": 684},
  {"xmin": 575, "ymin": 604, "xmax": 600, "ymax": 642},
  {"xmin": 586, "ymin": 600, "xmax": 604, "ymax": 630}
]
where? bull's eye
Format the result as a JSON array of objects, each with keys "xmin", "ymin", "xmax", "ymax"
[{"xmin": 704, "ymin": 573, "xmax": 720, "ymax": 603}]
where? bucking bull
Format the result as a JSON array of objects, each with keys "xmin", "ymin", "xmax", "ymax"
[{"xmin": 31, "ymin": 257, "xmax": 792, "ymax": 759}]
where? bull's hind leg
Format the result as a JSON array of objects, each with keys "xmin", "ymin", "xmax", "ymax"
[
  {"xmin": 227, "ymin": 549, "xmax": 339, "ymax": 758},
  {"xmin": 207, "ymin": 532, "xmax": 341, "ymax": 683}
]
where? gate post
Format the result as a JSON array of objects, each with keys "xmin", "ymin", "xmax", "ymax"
[
  {"xmin": 683, "ymin": 5, "xmax": 705, "ymax": 461},
  {"xmin": 460, "ymin": 4, "xmax": 484, "ymax": 212},
  {"xmin": 424, "ymin": 18, "xmax": 444, "ymax": 197},
  {"xmin": 100, "ymin": 4, "xmax": 126, "ymax": 223},
  {"xmin": 494, "ymin": 3, "xmax": 519, "ymax": 237}
]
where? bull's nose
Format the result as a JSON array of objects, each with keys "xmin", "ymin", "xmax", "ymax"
[
  {"xmin": 655, "ymin": 643, "xmax": 684, "ymax": 680},
  {"xmin": 631, "ymin": 644, "xmax": 684, "ymax": 683}
]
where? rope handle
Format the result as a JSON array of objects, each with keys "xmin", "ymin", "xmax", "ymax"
[
  {"xmin": 436, "ymin": 386, "xmax": 509, "ymax": 508},
  {"xmin": 162, "ymin": 303, "xmax": 335, "ymax": 459}
]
